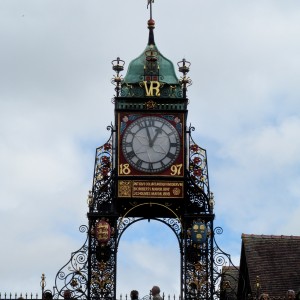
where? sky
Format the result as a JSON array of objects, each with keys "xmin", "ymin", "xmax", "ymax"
[{"xmin": 1, "ymin": 0, "xmax": 300, "ymax": 298}]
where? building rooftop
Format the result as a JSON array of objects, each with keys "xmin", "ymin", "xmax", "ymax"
[{"xmin": 240, "ymin": 234, "xmax": 300, "ymax": 298}]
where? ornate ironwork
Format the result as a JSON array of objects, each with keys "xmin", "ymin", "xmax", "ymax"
[
  {"xmin": 117, "ymin": 217, "xmax": 182, "ymax": 246},
  {"xmin": 87, "ymin": 126, "xmax": 118, "ymax": 300},
  {"xmin": 212, "ymin": 227, "xmax": 240, "ymax": 300},
  {"xmin": 182, "ymin": 127, "xmax": 239, "ymax": 300},
  {"xmin": 178, "ymin": 58, "xmax": 192, "ymax": 99},
  {"xmin": 49, "ymin": 121, "xmax": 239, "ymax": 300},
  {"xmin": 88, "ymin": 218, "xmax": 117, "ymax": 300},
  {"xmin": 53, "ymin": 225, "xmax": 89, "ymax": 299},
  {"xmin": 111, "ymin": 58, "xmax": 125, "ymax": 98},
  {"xmin": 188, "ymin": 125, "xmax": 210, "ymax": 197},
  {"xmin": 52, "ymin": 128, "xmax": 118, "ymax": 300},
  {"xmin": 90, "ymin": 126, "xmax": 114, "ymax": 215},
  {"xmin": 182, "ymin": 218, "xmax": 214, "ymax": 300}
]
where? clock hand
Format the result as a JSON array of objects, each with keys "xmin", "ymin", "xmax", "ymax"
[
  {"xmin": 152, "ymin": 145, "xmax": 167, "ymax": 154},
  {"xmin": 145, "ymin": 126, "xmax": 152, "ymax": 144},
  {"xmin": 135, "ymin": 134, "xmax": 150, "ymax": 146},
  {"xmin": 150, "ymin": 127, "xmax": 162, "ymax": 147}
]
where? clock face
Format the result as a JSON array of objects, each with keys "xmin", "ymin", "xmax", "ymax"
[{"xmin": 122, "ymin": 116, "xmax": 181, "ymax": 173}]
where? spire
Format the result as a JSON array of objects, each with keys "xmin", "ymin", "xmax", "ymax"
[
  {"xmin": 147, "ymin": 0, "xmax": 155, "ymax": 45},
  {"xmin": 118, "ymin": 0, "xmax": 184, "ymax": 99}
]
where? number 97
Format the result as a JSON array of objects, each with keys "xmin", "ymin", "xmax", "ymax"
[{"xmin": 170, "ymin": 164, "xmax": 183, "ymax": 176}]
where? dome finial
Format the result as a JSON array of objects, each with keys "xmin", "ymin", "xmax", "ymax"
[{"xmin": 147, "ymin": 19, "xmax": 155, "ymax": 45}]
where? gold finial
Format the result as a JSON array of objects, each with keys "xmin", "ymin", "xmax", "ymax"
[
  {"xmin": 40, "ymin": 273, "xmax": 46, "ymax": 294},
  {"xmin": 87, "ymin": 190, "xmax": 93, "ymax": 207},
  {"xmin": 256, "ymin": 275, "xmax": 260, "ymax": 288}
]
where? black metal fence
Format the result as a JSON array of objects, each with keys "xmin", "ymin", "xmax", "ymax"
[
  {"xmin": 118, "ymin": 294, "xmax": 180, "ymax": 300},
  {"xmin": 0, "ymin": 293, "xmax": 292, "ymax": 300},
  {"xmin": 0, "ymin": 293, "xmax": 180, "ymax": 300},
  {"xmin": 0, "ymin": 294, "xmax": 39, "ymax": 300}
]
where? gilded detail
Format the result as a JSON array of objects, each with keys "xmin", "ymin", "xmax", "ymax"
[
  {"xmin": 145, "ymin": 100, "xmax": 157, "ymax": 109},
  {"xmin": 140, "ymin": 80, "xmax": 162, "ymax": 96},
  {"xmin": 118, "ymin": 180, "xmax": 132, "ymax": 197}
]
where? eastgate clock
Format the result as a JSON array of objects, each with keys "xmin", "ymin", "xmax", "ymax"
[{"xmin": 121, "ymin": 115, "xmax": 181, "ymax": 173}]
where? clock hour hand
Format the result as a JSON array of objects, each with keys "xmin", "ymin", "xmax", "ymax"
[{"xmin": 149, "ymin": 127, "xmax": 162, "ymax": 147}]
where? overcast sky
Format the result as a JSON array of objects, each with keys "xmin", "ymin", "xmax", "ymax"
[{"xmin": 1, "ymin": 0, "xmax": 300, "ymax": 298}]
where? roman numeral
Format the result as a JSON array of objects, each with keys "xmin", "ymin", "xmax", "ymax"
[
  {"xmin": 124, "ymin": 142, "xmax": 133, "ymax": 148},
  {"xmin": 147, "ymin": 119, "xmax": 155, "ymax": 127},
  {"xmin": 136, "ymin": 159, "xmax": 143, "ymax": 167},
  {"xmin": 136, "ymin": 120, "xmax": 146, "ymax": 129},
  {"xmin": 126, "ymin": 151, "xmax": 135, "ymax": 159},
  {"xmin": 166, "ymin": 153, "xmax": 176, "ymax": 159}
]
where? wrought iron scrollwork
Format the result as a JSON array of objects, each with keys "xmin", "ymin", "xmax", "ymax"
[
  {"xmin": 186, "ymin": 124, "xmax": 213, "ymax": 215},
  {"xmin": 186, "ymin": 175, "xmax": 211, "ymax": 214},
  {"xmin": 53, "ymin": 225, "xmax": 88, "ymax": 299},
  {"xmin": 212, "ymin": 227, "xmax": 240, "ymax": 300},
  {"xmin": 188, "ymin": 125, "xmax": 210, "ymax": 197},
  {"xmin": 184, "ymin": 219, "xmax": 214, "ymax": 300},
  {"xmin": 87, "ymin": 126, "xmax": 118, "ymax": 300},
  {"xmin": 117, "ymin": 216, "xmax": 182, "ymax": 247},
  {"xmin": 90, "ymin": 127, "xmax": 114, "ymax": 215},
  {"xmin": 54, "ymin": 128, "xmax": 118, "ymax": 300},
  {"xmin": 89, "ymin": 221, "xmax": 117, "ymax": 300}
]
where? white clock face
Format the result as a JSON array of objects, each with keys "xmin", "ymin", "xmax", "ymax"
[{"xmin": 122, "ymin": 116, "xmax": 180, "ymax": 173}]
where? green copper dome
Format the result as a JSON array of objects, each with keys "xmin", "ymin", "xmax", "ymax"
[
  {"xmin": 123, "ymin": 43, "xmax": 179, "ymax": 85},
  {"xmin": 120, "ymin": 19, "xmax": 183, "ymax": 99}
]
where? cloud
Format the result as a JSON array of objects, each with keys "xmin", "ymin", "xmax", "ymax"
[
  {"xmin": 230, "ymin": 116, "xmax": 300, "ymax": 168},
  {"xmin": 212, "ymin": 116, "xmax": 300, "ymax": 236}
]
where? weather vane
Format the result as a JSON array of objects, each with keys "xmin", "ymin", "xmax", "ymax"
[{"xmin": 147, "ymin": 0, "xmax": 154, "ymax": 19}]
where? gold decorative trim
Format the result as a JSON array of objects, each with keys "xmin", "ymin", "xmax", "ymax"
[{"xmin": 145, "ymin": 100, "xmax": 157, "ymax": 109}]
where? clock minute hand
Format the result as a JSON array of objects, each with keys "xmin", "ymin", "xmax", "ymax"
[{"xmin": 146, "ymin": 126, "xmax": 152, "ymax": 144}]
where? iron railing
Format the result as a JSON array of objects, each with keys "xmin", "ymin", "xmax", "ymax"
[{"xmin": 0, "ymin": 293, "xmax": 181, "ymax": 300}]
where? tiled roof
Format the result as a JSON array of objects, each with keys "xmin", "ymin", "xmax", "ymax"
[
  {"xmin": 220, "ymin": 266, "xmax": 239, "ymax": 300},
  {"xmin": 241, "ymin": 234, "xmax": 300, "ymax": 298}
]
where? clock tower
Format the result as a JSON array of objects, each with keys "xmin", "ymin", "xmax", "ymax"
[
  {"xmin": 89, "ymin": 7, "xmax": 215, "ymax": 297},
  {"xmin": 114, "ymin": 17, "xmax": 188, "ymax": 218},
  {"xmin": 54, "ymin": 3, "xmax": 219, "ymax": 300}
]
